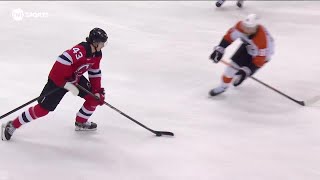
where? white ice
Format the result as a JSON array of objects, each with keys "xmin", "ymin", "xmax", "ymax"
[{"xmin": 0, "ymin": 1, "xmax": 319, "ymax": 180}]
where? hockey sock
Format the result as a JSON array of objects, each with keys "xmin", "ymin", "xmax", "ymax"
[
  {"xmin": 75, "ymin": 101, "xmax": 97, "ymax": 123},
  {"xmin": 12, "ymin": 104, "xmax": 49, "ymax": 128}
]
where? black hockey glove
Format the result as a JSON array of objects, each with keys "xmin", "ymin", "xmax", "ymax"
[
  {"xmin": 210, "ymin": 46, "xmax": 225, "ymax": 63},
  {"xmin": 233, "ymin": 67, "xmax": 252, "ymax": 87}
]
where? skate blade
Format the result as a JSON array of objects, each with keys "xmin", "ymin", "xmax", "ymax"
[
  {"xmin": 1, "ymin": 124, "xmax": 7, "ymax": 141},
  {"xmin": 75, "ymin": 127, "xmax": 97, "ymax": 131}
]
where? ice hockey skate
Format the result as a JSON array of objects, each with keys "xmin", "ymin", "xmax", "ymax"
[
  {"xmin": 232, "ymin": 75, "xmax": 243, "ymax": 87},
  {"xmin": 216, "ymin": 0, "xmax": 226, "ymax": 7},
  {"xmin": 209, "ymin": 86, "xmax": 228, "ymax": 96},
  {"xmin": 1, "ymin": 121, "xmax": 16, "ymax": 141},
  {"xmin": 237, "ymin": 0, "xmax": 244, "ymax": 8},
  {"xmin": 75, "ymin": 121, "xmax": 97, "ymax": 131}
]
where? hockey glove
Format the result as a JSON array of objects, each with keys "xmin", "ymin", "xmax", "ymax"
[
  {"xmin": 233, "ymin": 67, "xmax": 251, "ymax": 87},
  {"xmin": 93, "ymin": 88, "xmax": 105, "ymax": 106},
  {"xmin": 64, "ymin": 82, "xmax": 79, "ymax": 96},
  {"xmin": 210, "ymin": 46, "xmax": 225, "ymax": 63}
]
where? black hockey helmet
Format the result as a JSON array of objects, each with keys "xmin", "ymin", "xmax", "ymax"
[{"xmin": 86, "ymin": 28, "xmax": 108, "ymax": 44}]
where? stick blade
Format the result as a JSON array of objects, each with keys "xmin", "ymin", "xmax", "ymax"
[{"xmin": 154, "ymin": 131, "xmax": 174, "ymax": 137}]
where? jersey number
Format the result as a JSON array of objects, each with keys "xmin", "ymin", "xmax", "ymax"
[{"xmin": 72, "ymin": 47, "xmax": 83, "ymax": 60}]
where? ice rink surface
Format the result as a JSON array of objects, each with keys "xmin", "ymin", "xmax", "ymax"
[{"xmin": 0, "ymin": 1, "xmax": 319, "ymax": 180}]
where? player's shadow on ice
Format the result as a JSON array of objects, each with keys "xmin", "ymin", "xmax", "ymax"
[
  {"xmin": 214, "ymin": 6, "xmax": 243, "ymax": 11},
  {"xmin": 208, "ymin": 85, "xmax": 300, "ymax": 114},
  {"xmin": 7, "ymin": 138, "xmax": 112, "ymax": 164}
]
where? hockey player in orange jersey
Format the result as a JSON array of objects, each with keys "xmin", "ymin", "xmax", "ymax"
[{"xmin": 209, "ymin": 14, "xmax": 275, "ymax": 96}]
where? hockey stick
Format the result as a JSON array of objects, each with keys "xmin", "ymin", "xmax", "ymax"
[
  {"xmin": 0, "ymin": 88, "xmax": 60, "ymax": 120},
  {"xmin": 75, "ymin": 84, "xmax": 174, "ymax": 137},
  {"xmin": 220, "ymin": 59, "xmax": 320, "ymax": 106}
]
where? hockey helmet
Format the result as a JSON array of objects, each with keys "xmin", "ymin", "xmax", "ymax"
[
  {"xmin": 242, "ymin": 14, "xmax": 258, "ymax": 28},
  {"xmin": 86, "ymin": 28, "xmax": 108, "ymax": 43},
  {"xmin": 241, "ymin": 14, "xmax": 259, "ymax": 34}
]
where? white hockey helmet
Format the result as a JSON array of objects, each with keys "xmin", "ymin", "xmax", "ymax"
[{"xmin": 242, "ymin": 14, "xmax": 258, "ymax": 28}]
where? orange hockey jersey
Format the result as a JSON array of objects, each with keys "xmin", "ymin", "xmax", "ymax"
[{"xmin": 223, "ymin": 21, "xmax": 275, "ymax": 67}]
